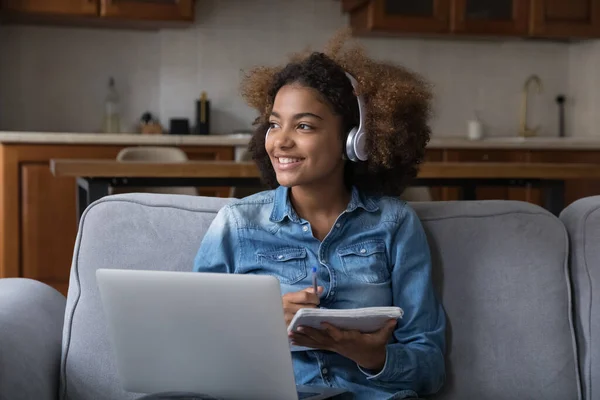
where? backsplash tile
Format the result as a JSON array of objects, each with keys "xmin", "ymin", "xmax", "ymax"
[{"xmin": 0, "ymin": 0, "xmax": 595, "ymax": 137}]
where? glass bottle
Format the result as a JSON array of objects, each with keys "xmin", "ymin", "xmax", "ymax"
[{"xmin": 103, "ymin": 77, "xmax": 121, "ymax": 133}]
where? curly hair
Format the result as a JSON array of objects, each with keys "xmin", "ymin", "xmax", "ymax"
[{"xmin": 240, "ymin": 30, "xmax": 433, "ymax": 197}]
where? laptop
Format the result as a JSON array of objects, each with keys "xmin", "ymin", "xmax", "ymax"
[{"xmin": 96, "ymin": 269, "xmax": 347, "ymax": 400}]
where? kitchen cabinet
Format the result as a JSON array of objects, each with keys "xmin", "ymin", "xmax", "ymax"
[
  {"xmin": 341, "ymin": 0, "xmax": 369, "ymax": 12},
  {"xmin": 100, "ymin": 0, "xmax": 194, "ymax": 22},
  {"xmin": 0, "ymin": 143, "xmax": 233, "ymax": 297},
  {"xmin": 343, "ymin": 0, "xmax": 600, "ymax": 39},
  {"xmin": 0, "ymin": 0, "xmax": 195, "ymax": 26},
  {"xmin": 347, "ymin": 0, "xmax": 451, "ymax": 35},
  {"xmin": 1, "ymin": 0, "xmax": 97, "ymax": 16},
  {"xmin": 21, "ymin": 163, "xmax": 79, "ymax": 296},
  {"xmin": 530, "ymin": 0, "xmax": 600, "ymax": 38},
  {"xmin": 453, "ymin": 0, "xmax": 530, "ymax": 36}
]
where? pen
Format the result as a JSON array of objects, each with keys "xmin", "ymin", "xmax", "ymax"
[{"xmin": 312, "ymin": 267, "xmax": 318, "ymax": 295}]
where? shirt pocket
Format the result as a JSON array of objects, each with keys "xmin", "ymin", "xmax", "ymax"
[
  {"xmin": 337, "ymin": 240, "xmax": 390, "ymax": 284},
  {"xmin": 254, "ymin": 247, "xmax": 308, "ymax": 285}
]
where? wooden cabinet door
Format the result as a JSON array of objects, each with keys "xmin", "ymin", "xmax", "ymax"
[
  {"xmin": 453, "ymin": 0, "xmax": 530, "ymax": 35},
  {"xmin": 341, "ymin": 0, "xmax": 369, "ymax": 12},
  {"xmin": 350, "ymin": 0, "xmax": 451, "ymax": 34},
  {"xmin": 21, "ymin": 163, "xmax": 78, "ymax": 296},
  {"xmin": 531, "ymin": 0, "xmax": 600, "ymax": 38},
  {"xmin": 100, "ymin": 0, "xmax": 193, "ymax": 21},
  {"xmin": 2, "ymin": 0, "xmax": 98, "ymax": 16}
]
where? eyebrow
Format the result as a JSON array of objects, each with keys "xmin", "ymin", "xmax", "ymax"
[{"xmin": 270, "ymin": 111, "xmax": 323, "ymax": 121}]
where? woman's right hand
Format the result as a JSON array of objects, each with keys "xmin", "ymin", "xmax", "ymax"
[{"xmin": 282, "ymin": 286, "xmax": 324, "ymax": 326}]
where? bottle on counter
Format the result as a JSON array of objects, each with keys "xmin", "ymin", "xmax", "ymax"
[
  {"xmin": 103, "ymin": 77, "xmax": 121, "ymax": 133},
  {"xmin": 195, "ymin": 91, "xmax": 210, "ymax": 135}
]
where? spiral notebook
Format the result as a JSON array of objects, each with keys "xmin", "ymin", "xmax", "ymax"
[{"xmin": 287, "ymin": 306, "xmax": 404, "ymax": 352}]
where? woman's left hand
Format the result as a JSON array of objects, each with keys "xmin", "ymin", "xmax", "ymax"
[{"xmin": 289, "ymin": 319, "xmax": 397, "ymax": 371}]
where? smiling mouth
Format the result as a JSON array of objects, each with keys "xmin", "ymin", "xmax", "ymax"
[
  {"xmin": 275, "ymin": 157, "xmax": 304, "ymax": 170},
  {"xmin": 278, "ymin": 157, "xmax": 303, "ymax": 164}
]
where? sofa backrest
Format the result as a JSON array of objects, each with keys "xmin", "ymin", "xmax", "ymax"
[
  {"xmin": 60, "ymin": 194, "xmax": 581, "ymax": 400},
  {"xmin": 561, "ymin": 196, "xmax": 600, "ymax": 400},
  {"xmin": 414, "ymin": 200, "xmax": 580, "ymax": 400},
  {"xmin": 60, "ymin": 194, "xmax": 232, "ymax": 400}
]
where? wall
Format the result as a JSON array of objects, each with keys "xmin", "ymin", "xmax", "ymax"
[
  {"xmin": 0, "ymin": 25, "xmax": 161, "ymax": 133},
  {"xmin": 0, "ymin": 0, "xmax": 580, "ymax": 137},
  {"xmin": 568, "ymin": 40, "xmax": 600, "ymax": 138}
]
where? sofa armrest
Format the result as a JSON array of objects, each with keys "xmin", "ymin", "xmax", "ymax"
[{"xmin": 0, "ymin": 278, "xmax": 66, "ymax": 400}]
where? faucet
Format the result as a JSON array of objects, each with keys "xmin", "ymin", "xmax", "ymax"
[{"xmin": 519, "ymin": 74, "xmax": 543, "ymax": 137}]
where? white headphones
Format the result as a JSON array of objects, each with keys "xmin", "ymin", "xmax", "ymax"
[
  {"xmin": 343, "ymin": 72, "xmax": 368, "ymax": 162},
  {"xmin": 265, "ymin": 71, "xmax": 368, "ymax": 162}
]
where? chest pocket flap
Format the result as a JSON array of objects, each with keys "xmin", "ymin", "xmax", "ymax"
[
  {"xmin": 337, "ymin": 240, "xmax": 389, "ymax": 284},
  {"xmin": 255, "ymin": 247, "xmax": 308, "ymax": 284},
  {"xmin": 338, "ymin": 240, "xmax": 386, "ymax": 257}
]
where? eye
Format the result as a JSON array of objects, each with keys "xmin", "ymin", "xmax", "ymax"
[
  {"xmin": 269, "ymin": 121, "xmax": 280, "ymax": 129},
  {"xmin": 298, "ymin": 123, "xmax": 313, "ymax": 131}
]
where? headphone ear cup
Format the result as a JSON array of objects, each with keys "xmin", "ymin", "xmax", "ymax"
[
  {"xmin": 345, "ymin": 127, "xmax": 358, "ymax": 162},
  {"xmin": 353, "ymin": 130, "xmax": 368, "ymax": 161},
  {"xmin": 345, "ymin": 127, "xmax": 368, "ymax": 162}
]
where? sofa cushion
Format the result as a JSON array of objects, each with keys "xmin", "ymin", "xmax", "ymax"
[{"xmin": 561, "ymin": 196, "xmax": 600, "ymax": 400}]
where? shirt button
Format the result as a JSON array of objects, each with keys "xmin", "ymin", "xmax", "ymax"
[
  {"xmin": 302, "ymin": 226, "xmax": 309, "ymax": 232},
  {"xmin": 277, "ymin": 255, "xmax": 283, "ymax": 259},
  {"xmin": 335, "ymin": 223, "xmax": 341, "ymax": 228},
  {"xmin": 360, "ymin": 248, "xmax": 366, "ymax": 254},
  {"xmin": 321, "ymin": 368, "xmax": 328, "ymax": 375}
]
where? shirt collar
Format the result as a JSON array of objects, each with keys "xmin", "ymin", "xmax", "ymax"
[{"xmin": 270, "ymin": 185, "xmax": 379, "ymax": 223}]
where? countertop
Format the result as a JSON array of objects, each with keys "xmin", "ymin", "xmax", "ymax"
[
  {"xmin": 0, "ymin": 131, "xmax": 253, "ymax": 146},
  {"xmin": 2, "ymin": 131, "xmax": 600, "ymax": 150}
]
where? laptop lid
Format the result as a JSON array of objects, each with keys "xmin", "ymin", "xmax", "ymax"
[{"xmin": 96, "ymin": 269, "xmax": 300, "ymax": 400}]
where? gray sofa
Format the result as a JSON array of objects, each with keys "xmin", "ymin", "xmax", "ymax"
[{"xmin": 1, "ymin": 193, "xmax": 598, "ymax": 400}]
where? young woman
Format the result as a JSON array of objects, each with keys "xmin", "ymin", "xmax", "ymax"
[{"xmin": 193, "ymin": 33, "xmax": 446, "ymax": 399}]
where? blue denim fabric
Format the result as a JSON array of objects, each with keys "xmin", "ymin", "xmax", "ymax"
[{"xmin": 193, "ymin": 186, "xmax": 446, "ymax": 399}]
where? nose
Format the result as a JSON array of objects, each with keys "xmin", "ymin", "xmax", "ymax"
[{"xmin": 268, "ymin": 126, "xmax": 294, "ymax": 149}]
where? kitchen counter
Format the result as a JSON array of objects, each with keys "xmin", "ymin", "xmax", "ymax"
[
  {"xmin": 428, "ymin": 136, "xmax": 600, "ymax": 150},
  {"xmin": 0, "ymin": 131, "xmax": 252, "ymax": 146},
  {"xmin": 2, "ymin": 131, "xmax": 600, "ymax": 150}
]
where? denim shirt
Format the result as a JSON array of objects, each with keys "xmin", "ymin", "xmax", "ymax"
[{"xmin": 193, "ymin": 186, "xmax": 446, "ymax": 399}]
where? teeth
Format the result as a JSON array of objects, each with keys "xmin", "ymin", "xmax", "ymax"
[{"xmin": 278, "ymin": 157, "xmax": 302, "ymax": 164}]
